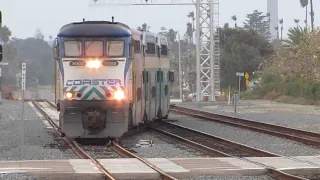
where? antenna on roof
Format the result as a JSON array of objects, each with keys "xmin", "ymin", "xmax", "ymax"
[
  {"xmin": 83, "ymin": 18, "xmax": 85, "ymax": 22},
  {"xmin": 112, "ymin": 16, "xmax": 114, "ymax": 23}
]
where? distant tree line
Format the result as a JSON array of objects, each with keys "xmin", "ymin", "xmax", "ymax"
[{"xmin": 0, "ymin": 26, "xmax": 54, "ymax": 90}]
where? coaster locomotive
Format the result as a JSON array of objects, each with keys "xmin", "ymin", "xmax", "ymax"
[{"xmin": 53, "ymin": 20, "xmax": 174, "ymax": 139}]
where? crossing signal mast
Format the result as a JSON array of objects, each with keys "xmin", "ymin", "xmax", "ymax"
[{"xmin": 89, "ymin": 0, "xmax": 220, "ymax": 101}]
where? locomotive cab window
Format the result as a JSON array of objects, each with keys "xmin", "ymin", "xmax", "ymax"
[
  {"xmin": 146, "ymin": 42, "xmax": 155, "ymax": 55},
  {"xmin": 161, "ymin": 45, "xmax": 168, "ymax": 56},
  {"xmin": 106, "ymin": 41, "xmax": 124, "ymax": 57},
  {"xmin": 134, "ymin": 40, "xmax": 141, "ymax": 54},
  {"xmin": 85, "ymin": 40, "xmax": 103, "ymax": 57},
  {"xmin": 64, "ymin": 41, "xmax": 82, "ymax": 56}
]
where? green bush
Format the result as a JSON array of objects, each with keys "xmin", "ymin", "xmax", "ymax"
[{"xmin": 248, "ymin": 73, "xmax": 320, "ymax": 101}]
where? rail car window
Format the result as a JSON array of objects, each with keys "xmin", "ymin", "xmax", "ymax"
[
  {"xmin": 161, "ymin": 45, "xmax": 168, "ymax": 56},
  {"xmin": 146, "ymin": 42, "xmax": 155, "ymax": 55},
  {"xmin": 106, "ymin": 41, "xmax": 124, "ymax": 56},
  {"xmin": 137, "ymin": 88, "xmax": 142, "ymax": 101},
  {"xmin": 85, "ymin": 40, "xmax": 103, "ymax": 56},
  {"xmin": 164, "ymin": 85, "xmax": 168, "ymax": 96},
  {"xmin": 64, "ymin": 41, "xmax": 82, "ymax": 56},
  {"xmin": 134, "ymin": 40, "xmax": 141, "ymax": 54},
  {"xmin": 152, "ymin": 86, "xmax": 156, "ymax": 98}
]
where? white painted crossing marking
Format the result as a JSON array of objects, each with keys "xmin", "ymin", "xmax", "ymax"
[
  {"xmin": 69, "ymin": 159, "xmax": 101, "ymax": 173},
  {"xmin": 0, "ymin": 167, "xmax": 51, "ymax": 173},
  {"xmin": 146, "ymin": 158, "xmax": 190, "ymax": 173}
]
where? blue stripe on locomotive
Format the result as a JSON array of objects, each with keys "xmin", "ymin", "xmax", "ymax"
[{"xmin": 56, "ymin": 21, "xmax": 132, "ymax": 88}]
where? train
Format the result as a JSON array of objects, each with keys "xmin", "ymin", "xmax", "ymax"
[{"xmin": 53, "ymin": 19, "xmax": 174, "ymax": 139}]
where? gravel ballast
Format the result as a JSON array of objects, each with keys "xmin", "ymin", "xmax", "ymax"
[
  {"xmin": 0, "ymin": 100, "xmax": 77, "ymax": 160},
  {"xmin": 168, "ymin": 113, "xmax": 320, "ymax": 156},
  {"xmin": 174, "ymin": 100, "xmax": 320, "ymax": 133},
  {"xmin": 120, "ymin": 130, "xmax": 210, "ymax": 158}
]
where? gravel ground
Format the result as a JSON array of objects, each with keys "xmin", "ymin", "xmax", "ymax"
[
  {"xmin": 0, "ymin": 99, "xmax": 77, "ymax": 160},
  {"xmin": 168, "ymin": 113, "xmax": 320, "ymax": 156},
  {"xmin": 174, "ymin": 100, "xmax": 320, "ymax": 133},
  {"xmin": 0, "ymin": 173, "xmax": 38, "ymax": 180},
  {"xmin": 120, "ymin": 130, "xmax": 210, "ymax": 158},
  {"xmin": 181, "ymin": 175, "xmax": 274, "ymax": 180}
]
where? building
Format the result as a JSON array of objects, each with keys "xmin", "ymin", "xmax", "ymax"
[{"xmin": 267, "ymin": 0, "xmax": 279, "ymax": 41}]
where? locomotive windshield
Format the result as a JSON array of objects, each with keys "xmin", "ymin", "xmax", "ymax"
[
  {"xmin": 106, "ymin": 41, "xmax": 124, "ymax": 57},
  {"xmin": 85, "ymin": 40, "xmax": 103, "ymax": 56},
  {"xmin": 63, "ymin": 40, "xmax": 125, "ymax": 57},
  {"xmin": 64, "ymin": 40, "xmax": 82, "ymax": 56}
]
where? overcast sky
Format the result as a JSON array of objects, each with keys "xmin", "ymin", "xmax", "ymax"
[{"xmin": 1, "ymin": 0, "xmax": 319, "ymax": 40}]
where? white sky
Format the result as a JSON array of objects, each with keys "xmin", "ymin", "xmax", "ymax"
[{"xmin": 1, "ymin": 0, "xmax": 319, "ymax": 40}]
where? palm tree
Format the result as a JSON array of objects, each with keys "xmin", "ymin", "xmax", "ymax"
[
  {"xmin": 300, "ymin": 0, "xmax": 308, "ymax": 27},
  {"xmin": 231, "ymin": 15, "xmax": 237, "ymax": 28},
  {"xmin": 310, "ymin": 0, "xmax": 314, "ymax": 31},
  {"xmin": 187, "ymin": 12, "xmax": 195, "ymax": 43},
  {"xmin": 279, "ymin": 18, "xmax": 284, "ymax": 40},
  {"xmin": 294, "ymin": 19, "xmax": 300, "ymax": 27},
  {"xmin": 275, "ymin": 26, "xmax": 279, "ymax": 39},
  {"xmin": 283, "ymin": 26, "xmax": 310, "ymax": 47},
  {"xmin": 137, "ymin": 23, "xmax": 150, "ymax": 32}
]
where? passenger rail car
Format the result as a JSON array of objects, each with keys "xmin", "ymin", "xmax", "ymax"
[{"xmin": 53, "ymin": 20, "xmax": 174, "ymax": 139}]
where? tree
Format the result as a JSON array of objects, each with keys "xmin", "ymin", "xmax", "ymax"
[
  {"xmin": 268, "ymin": 30, "xmax": 320, "ymax": 82},
  {"xmin": 231, "ymin": 15, "xmax": 237, "ymax": 28},
  {"xmin": 294, "ymin": 19, "xmax": 300, "ymax": 27},
  {"xmin": 310, "ymin": 0, "xmax": 314, "ymax": 31},
  {"xmin": 34, "ymin": 28, "xmax": 44, "ymax": 40},
  {"xmin": 187, "ymin": 11, "xmax": 195, "ymax": 43},
  {"xmin": 186, "ymin": 22, "xmax": 193, "ymax": 44},
  {"xmin": 266, "ymin": 13, "xmax": 271, "ymax": 30},
  {"xmin": 279, "ymin": 18, "xmax": 284, "ymax": 40},
  {"xmin": 0, "ymin": 25, "xmax": 12, "ymax": 44},
  {"xmin": 137, "ymin": 23, "xmax": 150, "ymax": 32},
  {"xmin": 300, "ymin": 0, "xmax": 309, "ymax": 27},
  {"xmin": 275, "ymin": 26, "xmax": 279, "ymax": 39},
  {"xmin": 218, "ymin": 26, "xmax": 274, "ymax": 89},
  {"xmin": 243, "ymin": 10, "xmax": 271, "ymax": 40},
  {"xmin": 283, "ymin": 26, "xmax": 310, "ymax": 47}
]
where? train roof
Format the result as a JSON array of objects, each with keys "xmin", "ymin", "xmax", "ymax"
[{"xmin": 58, "ymin": 21, "xmax": 132, "ymax": 38}]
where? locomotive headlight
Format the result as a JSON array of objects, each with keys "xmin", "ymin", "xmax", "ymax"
[
  {"xmin": 114, "ymin": 90, "xmax": 124, "ymax": 100},
  {"xmin": 65, "ymin": 91, "xmax": 74, "ymax": 99},
  {"xmin": 87, "ymin": 60, "xmax": 101, "ymax": 69}
]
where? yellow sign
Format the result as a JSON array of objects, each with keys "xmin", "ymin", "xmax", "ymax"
[
  {"xmin": 245, "ymin": 79, "xmax": 249, "ymax": 87},
  {"xmin": 245, "ymin": 72, "xmax": 249, "ymax": 80}
]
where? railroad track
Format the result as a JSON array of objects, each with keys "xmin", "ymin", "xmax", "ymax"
[
  {"xmin": 150, "ymin": 122, "xmax": 279, "ymax": 157},
  {"xmin": 150, "ymin": 121, "xmax": 309, "ymax": 180},
  {"xmin": 170, "ymin": 105, "xmax": 320, "ymax": 147},
  {"xmin": 32, "ymin": 99, "xmax": 178, "ymax": 180}
]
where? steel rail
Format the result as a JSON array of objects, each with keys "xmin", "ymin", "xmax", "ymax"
[
  {"xmin": 111, "ymin": 142, "xmax": 178, "ymax": 180},
  {"xmin": 153, "ymin": 122, "xmax": 307, "ymax": 180},
  {"xmin": 150, "ymin": 126, "xmax": 231, "ymax": 157},
  {"xmin": 170, "ymin": 105, "xmax": 320, "ymax": 146},
  {"xmin": 32, "ymin": 100, "xmax": 116, "ymax": 180},
  {"xmin": 151, "ymin": 122, "xmax": 279, "ymax": 157}
]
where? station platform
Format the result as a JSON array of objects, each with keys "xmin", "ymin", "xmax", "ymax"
[{"xmin": 1, "ymin": 156, "xmax": 320, "ymax": 179}]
